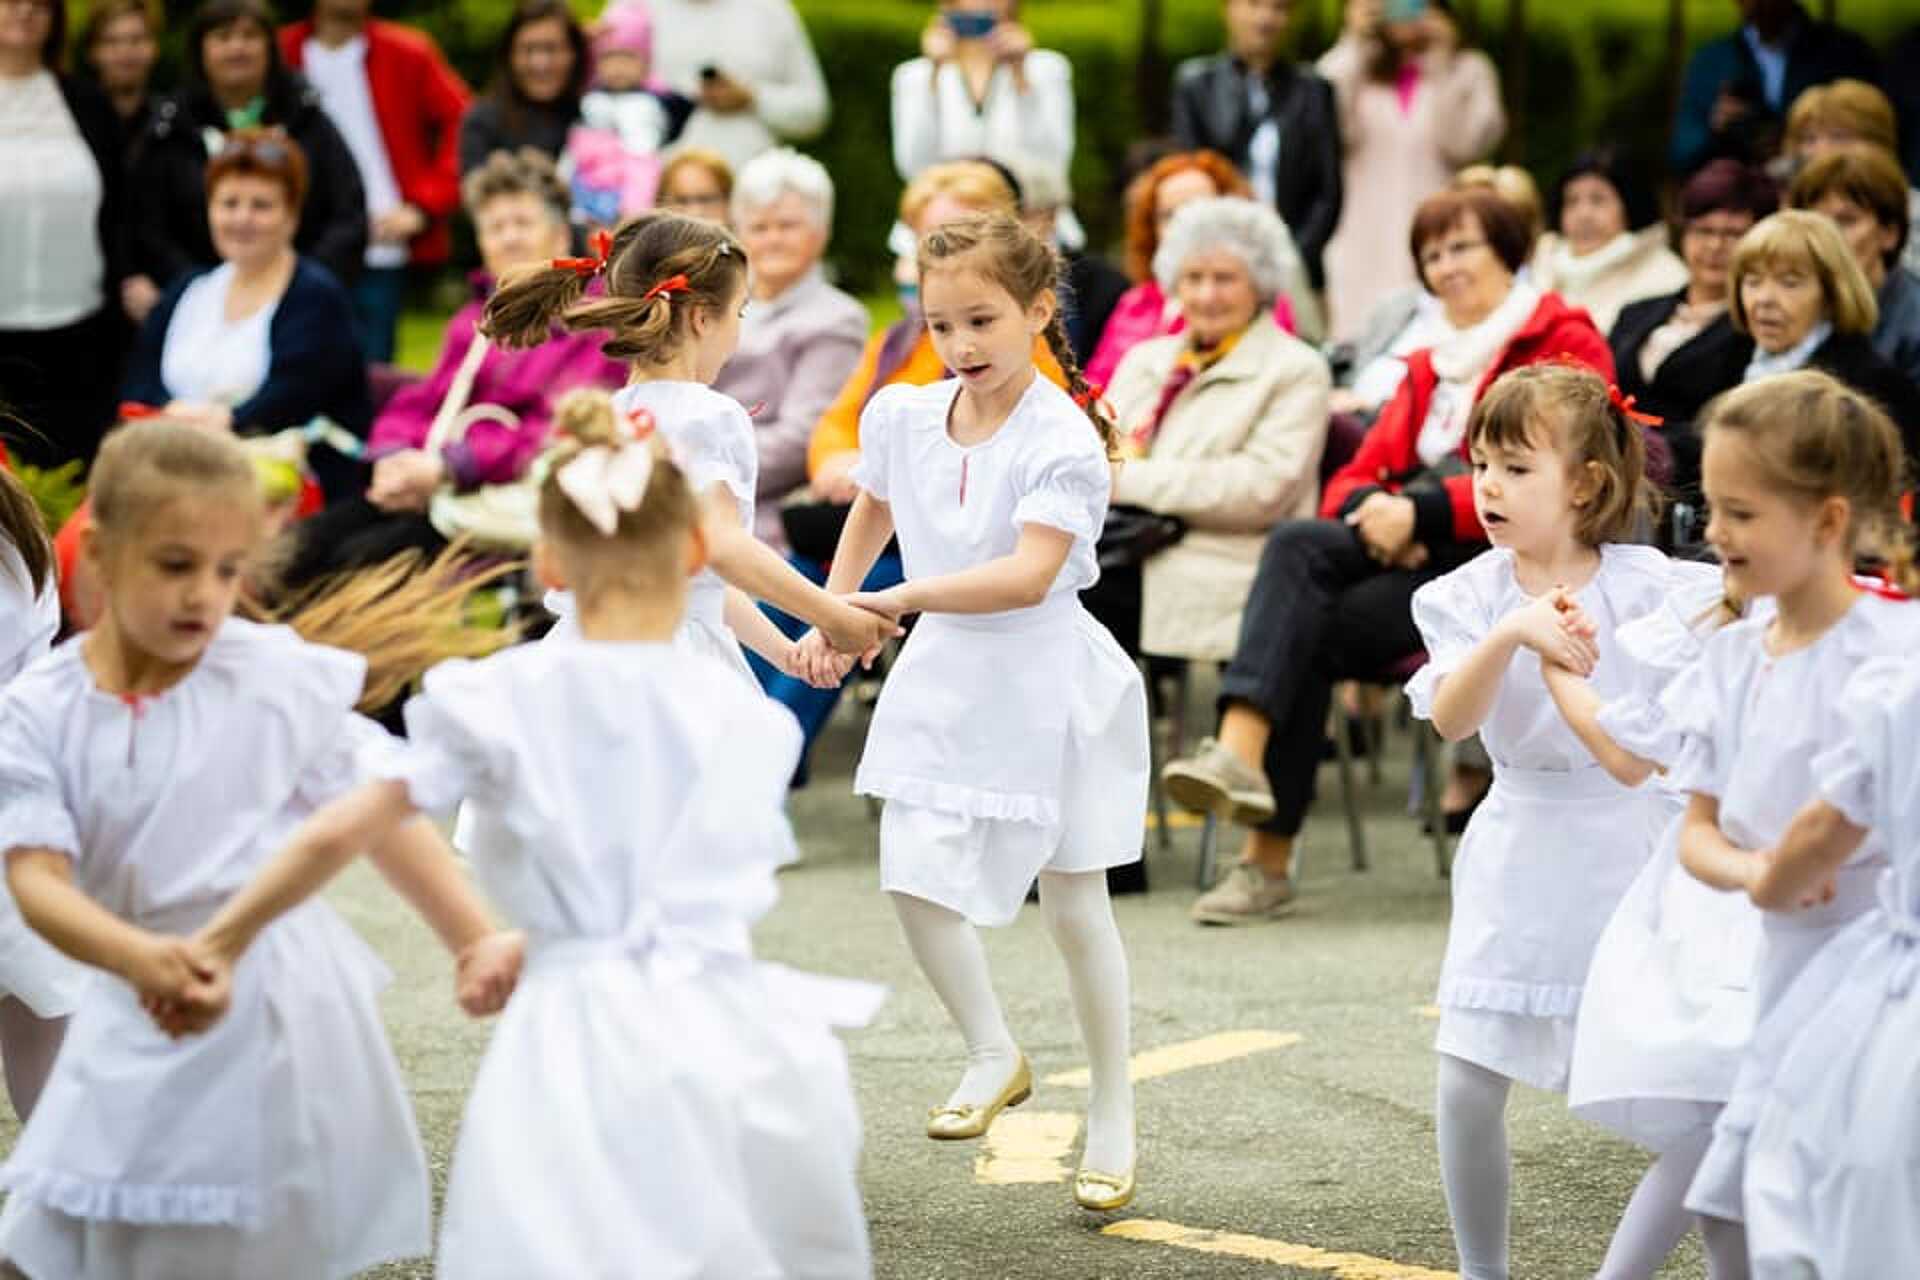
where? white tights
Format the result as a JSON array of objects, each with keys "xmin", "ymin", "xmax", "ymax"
[
  {"xmin": 1698, "ymin": 1215, "xmax": 1751, "ymax": 1280},
  {"xmin": 1436, "ymin": 1054, "xmax": 1512, "ymax": 1280},
  {"xmin": 890, "ymin": 871, "xmax": 1135, "ymax": 1172},
  {"xmin": 1595, "ymin": 1127, "xmax": 1712, "ymax": 1279},
  {"xmin": 0, "ymin": 997, "xmax": 64, "ymax": 1122}
]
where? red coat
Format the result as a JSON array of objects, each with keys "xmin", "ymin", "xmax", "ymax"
[
  {"xmin": 279, "ymin": 19, "xmax": 470, "ymax": 266},
  {"xmin": 1319, "ymin": 292, "xmax": 1615, "ymax": 544}
]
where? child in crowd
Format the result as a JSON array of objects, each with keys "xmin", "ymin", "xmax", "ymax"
[
  {"xmin": 0, "ymin": 468, "xmax": 82, "ymax": 1122},
  {"xmin": 1405, "ymin": 364, "xmax": 1687, "ymax": 1280},
  {"xmin": 1662, "ymin": 370, "xmax": 1920, "ymax": 1272},
  {"xmin": 564, "ymin": 5, "xmax": 693, "ymax": 228},
  {"xmin": 796, "ymin": 212, "xmax": 1149, "ymax": 1211},
  {"xmin": 484, "ymin": 210, "xmax": 896, "ymax": 681},
  {"xmin": 0, "ymin": 421, "xmax": 521, "ymax": 1279},
  {"xmin": 183, "ymin": 390, "xmax": 880, "ymax": 1277}
]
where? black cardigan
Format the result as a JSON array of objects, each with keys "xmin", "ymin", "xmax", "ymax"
[
  {"xmin": 1808, "ymin": 331, "xmax": 1920, "ymax": 466},
  {"xmin": 52, "ymin": 74, "xmax": 129, "ymax": 301},
  {"xmin": 1609, "ymin": 290, "xmax": 1753, "ymax": 503}
]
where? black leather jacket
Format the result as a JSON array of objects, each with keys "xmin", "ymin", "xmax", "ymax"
[{"xmin": 1171, "ymin": 54, "xmax": 1343, "ymax": 290}]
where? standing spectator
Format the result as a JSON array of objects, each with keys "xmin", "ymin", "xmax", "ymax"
[
  {"xmin": 1788, "ymin": 145, "xmax": 1920, "ymax": 387},
  {"xmin": 1669, "ymin": 0, "xmax": 1878, "ymax": 175},
  {"xmin": 458, "ymin": 0, "xmax": 585, "ymax": 175},
  {"xmin": 1007, "ymin": 149, "xmax": 1128, "ymax": 366},
  {"xmin": 1782, "ymin": 79, "xmax": 1920, "ymax": 278},
  {"xmin": 655, "ymin": 147, "xmax": 734, "ymax": 225},
  {"xmin": 78, "ymin": 0, "xmax": 159, "ymax": 143},
  {"xmin": 280, "ymin": 0, "xmax": 472, "ymax": 363},
  {"xmin": 1317, "ymin": 0, "xmax": 1505, "ymax": 342},
  {"xmin": 891, "ymin": 1, "xmax": 1081, "ymax": 249},
  {"xmin": 0, "ymin": 0, "xmax": 129, "ymax": 467},
  {"xmin": 127, "ymin": 0, "xmax": 367, "ymax": 312},
  {"xmin": 561, "ymin": 5, "xmax": 692, "ymax": 227},
  {"xmin": 1172, "ymin": 0, "xmax": 1342, "ymax": 294},
  {"xmin": 1530, "ymin": 147, "xmax": 1688, "ymax": 334},
  {"xmin": 1088, "ymin": 150, "xmax": 1303, "ymax": 390},
  {"xmin": 628, "ymin": 0, "xmax": 828, "ymax": 172},
  {"xmin": 717, "ymin": 147, "xmax": 868, "ymax": 550}
]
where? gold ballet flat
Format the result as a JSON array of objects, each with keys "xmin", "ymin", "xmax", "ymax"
[
  {"xmin": 924, "ymin": 1054, "xmax": 1032, "ymax": 1140},
  {"xmin": 1073, "ymin": 1163, "xmax": 1136, "ymax": 1212}
]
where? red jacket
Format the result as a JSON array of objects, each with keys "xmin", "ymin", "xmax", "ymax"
[
  {"xmin": 1319, "ymin": 292, "xmax": 1615, "ymax": 545},
  {"xmin": 279, "ymin": 19, "xmax": 470, "ymax": 266}
]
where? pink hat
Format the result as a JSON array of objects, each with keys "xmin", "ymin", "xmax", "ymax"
[{"xmin": 594, "ymin": 2, "xmax": 652, "ymax": 60}]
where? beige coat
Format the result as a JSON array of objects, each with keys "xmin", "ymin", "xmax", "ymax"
[
  {"xmin": 1107, "ymin": 314, "xmax": 1331, "ymax": 661},
  {"xmin": 1529, "ymin": 227, "xmax": 1689, "ymax": 336}
]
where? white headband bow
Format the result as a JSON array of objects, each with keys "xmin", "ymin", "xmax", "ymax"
[{"xmin": 554, "ymin": 408, "xmax": 661, "ymax": 536}]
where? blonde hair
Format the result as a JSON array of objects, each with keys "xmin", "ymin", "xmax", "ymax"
[
  {"xmin": 916, "ymin": 212, "xmax": 1114, "ymax": 454},
  {"xmin": 91, "ymin": 421, "xmax": 513, "ymax": 713},
  {"xmin": 1466, "ymin": 363, "xmax": 1656, "ymax": 546},
  {"xmin": 899, "ymin": 160, "xmax": 1018, "ymax": 230},
  {"xmin": 536, "ymin": 388, "xmax": 699, "ymax": 597},
  {"xmin": 1729, "ymin": 210, "xmax": 1880, "ymax": 337},
  {"xmin": 1787, "ymin": 143, "xmax": 1911, "ymax": 268},
  {"xmin": 1700, "ymin": 370, "xmax": 1916, "ymax": 593},
  {"xmin": 1452, "ymin": 164, "xmax": 1546, "ymax": 250},
  {"xmin": 482, "ymin": 209, "xmax": 747, "ymax": 363},
  {"xmin": 1784, "ymin": 79, "xmax": 1899, "ymax": 156}
]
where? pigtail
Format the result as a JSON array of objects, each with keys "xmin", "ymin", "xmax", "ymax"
[
  {"xmin": 481, "ymin": 260, "xmax": 593, "ymax": 350},
  {"xmin": 1042, "ymin": 306, "xmax": 1117, "ymax": 458},
  {"xmin": 0, "ymin": 464, "xmax": 52, "ymax": 598},
  {"xmin": 575, "ymin": 293, "xmax": 678, "ymax": 363}
]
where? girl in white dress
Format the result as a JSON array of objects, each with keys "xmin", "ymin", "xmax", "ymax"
[
  {"xmin": 1405, "ymin": 364, "xmax": 1677, "ymax": 1280},
  {"xmin": 0, "ymin": 469, "xmax": 82, "ymax": 1121},
  {"xmin": 0, "ymin": 421, "xmax": 521, "ymax": 1280},
  {"xmin": 1546, "ymin": 559, "xmax": 1764, "ymax": 1279},
  {"xmin": 1738, "ymin": 653, "xmax": 1920, "ymax": 1279},
  {"xmin": 187, "ymin": 390, "xmax": 881, "ymax": 1279},
  {"xmin": 481, "ymin": 213, "xmax": 896, "ymax": 681},
  {"xmin": 793, "ymin": 212, "xmax": 1149, "ymax": 1212},
  {"xmin": 1662, "ymin": 370, "xmax": 1920, "ymax": 1273}
]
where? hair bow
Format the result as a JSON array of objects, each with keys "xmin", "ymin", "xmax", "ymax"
[
  {"xmin": 641, "ymin": 273, "xmax": 692, "ymax": 303},
  {"xmin": 1607, "ymin": 385, "xmax": 1663, "ymax": 428},
  {"xmin": 551, "ymin": 228, "xmax": 615, "ymax": 278},
  {"xmin": 1072, "ymin": 380, "xmax": 1114, "ymax": 418},
  {"xmin": 556, "ymin": 440, "xmax": 654, "ymax": 536}
]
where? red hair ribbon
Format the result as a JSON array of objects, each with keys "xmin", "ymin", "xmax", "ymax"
[
  {"xmin": 550, "ymin": 228, "xmax": 614, "ymax": 278},
  {"xmin": 1608, "ymin": 385, "xmax": 1663, "ymax": 428},
  {"xmin": 641, "ymin": 273, "xmax": 692, "ymax": 303},
  {"xmin": 117, "ymin": 401, "xmax": 162, "ymax": 421},
  {"xmin": 1072, "ymin": 380, "xmax": 1112, "ymax": 416},
  {"xmin": 624, "ymin": 407, "xmax": 658, "ymax": 441}
]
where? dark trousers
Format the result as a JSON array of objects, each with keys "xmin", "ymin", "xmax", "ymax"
[
  {"xmin": 350, "ymin": 266, "xmax": 407, "ymax": 366},
  {"xmin": 0, "ymin": 307, "xmax": 127, "ymax": 469},
  {"xmin": 1079, "ymin": 561, "xmax": 1142, "ymax": 657},
  {"xmin": 1220, "ymin": 518, "xmax": 1473, "ymax": 835},
  {"xmin": 279, "ymin": 495, "xmax": 448, "ymax": 594}
]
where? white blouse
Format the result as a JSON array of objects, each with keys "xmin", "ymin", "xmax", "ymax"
[
  {"xmin": 160, "ymin": 264, "xmax": 280, "ymax": 408},
  {"xmin": 0, "ymin": 71, "xmax": 104, "ymax": 330}
]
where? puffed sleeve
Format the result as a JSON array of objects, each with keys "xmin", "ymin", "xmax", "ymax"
[
  {"xmin": 675, "ymin": 400, "xmax": 759, "ymax": 507},
  {"xmin": 1594, "ymin": 565, "xmax": 1726, "ymax": 767},
  {"xmin": 387, "ymin": 660, "xmax": 502, "ymax": 816},
  {"xmin": 848, "ymin": 388, "xmax": 896, "ymax": 501},
  {"xmin": 1011, "ymin": 435, "xmax": 1111, "ymax": 544},
  {"xmin": 0, "ymin": 702, "xmax": 77, "ymax": 858},
  {"xmin": 293, "ymin": 712, "xmax": 401, "ymax": 811},
  {"xmin": 1403, "ymin": 557, "xmax": 1492, "ymax": 722},
  {"xmin": 1811, "ymin": 656, "xmax": 1916, "ymax": 830},
  {"xmin": 1657, "ymin": 635, "xmax": 1735, "ymax": 799}
]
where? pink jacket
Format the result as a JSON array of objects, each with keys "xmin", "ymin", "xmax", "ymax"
[
  {"xmin": 367, "ymin": 279, "xmax": 627, "ymax": 488},
  {"xmin": 1087, "ymin": 281, "xmax": 1296, "ymax": 391}
]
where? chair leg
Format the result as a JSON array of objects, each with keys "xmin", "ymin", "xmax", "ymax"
[
  {"xmin": 1196, "ymin": 813, "xmax": 1220, "ymax": 891},
  {"xmin": 1364, "ymin": 702, "xmax": 1385, "ymax": 787},
  {"xmin": 1416, "ymin": 722, "xmax": 1452, "ymax": 878},
  {"xmin": 1142, "ymin": 661, "xmax": 1173, "ymax": 856},
  {"xmin": 1331, "ymin": 701, "xmax": 1369, "ymax": 872}
]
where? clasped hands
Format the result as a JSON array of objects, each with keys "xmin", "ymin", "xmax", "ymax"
[{"xmin": 786, "ymin": 587, "xmax": 911, "ymax": 689}]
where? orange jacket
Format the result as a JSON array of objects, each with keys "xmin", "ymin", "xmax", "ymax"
[{"xmin": 807, "ymin": 330, "xmax": 1066, "ymax": 479}]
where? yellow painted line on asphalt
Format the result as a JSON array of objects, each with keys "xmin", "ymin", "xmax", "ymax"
[
  {"xmin": 1105, "ymin": 1219, "xmax": 1457, "ymax": 1279},
  {"xmin": 1045, "ymin": 1030, "xmax": 1303, "ymax": 1088},
  {"xmin": 972, "ymin": 1110, "xmax": 1079, "ymax": 1185},
  {"xmin": 1144, "ymin": 810, "xmax": 1205, "ymax": 831},
  {"xmin": 1415, "ymin": 1005, "xmax": 1441, "ymax": 1020}
]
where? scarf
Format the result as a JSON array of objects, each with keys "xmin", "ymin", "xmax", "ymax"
[
  {"xmin": 1546, "ymin": 229, "xmax": 1647, "ymax": 299},
  {"xmin": 1122, "ymin": 327, "xmax": 1245, "ymax": 459},
  {"xmin": 1743, "ymin": 320, "xmax": 1831, "ymax": 382},
  {"xmin": 1416, "ymin": 280, "xmax": 1541, "ymax": 468}
]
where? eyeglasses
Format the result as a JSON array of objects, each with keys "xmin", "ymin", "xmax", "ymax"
[
  {"xmin": 663, "ymin": 193, "xmax": 729, "ymax": 210},
  {"xmin": 1418, "ymin": 237, "xmax": 1489, "ymax": 271},
  {"xmin": 217, "ymin": 129, "xmax": 294, "ymax": 167}
]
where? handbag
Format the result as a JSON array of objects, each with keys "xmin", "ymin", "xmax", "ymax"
[
  {"xmin": 1096, "ymin": 505, "xmax": 1186, "ymax": 573},
  {"xmin": 420, "ymin": 331, "xmax": 541, "ymax": 553}
]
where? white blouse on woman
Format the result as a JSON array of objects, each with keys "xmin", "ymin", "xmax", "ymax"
[{"xmin": 0, "ymin": 71, "xmax": 104, "ymax": 330}]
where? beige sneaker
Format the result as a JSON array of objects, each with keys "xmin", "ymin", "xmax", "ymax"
[
  {"xmin": 1161, "ymin": 738, "xmax": 1276, "ymax": 825},
  {"xmin": 1190, "ymin": 862, "xmax": 1296, "ymax": 926}
]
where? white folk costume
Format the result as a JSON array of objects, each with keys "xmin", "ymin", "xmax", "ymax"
[
  {"xmin": 1567, "ymin": 562, "xmax": 1763, "ymax": 1151},
  {"xmin": 387, "ymin": 641, "xmax": 879, "ymax": 1279},
  {"xmin": 1407, "ymin": 545, "xmax": 1681, "ymax": 1092},
  {"xmin": 850, "ymin": 378, "xmax": 1148, "ymax": 927},
  {"xmin": 545, "ymin": 380, "xmax": 760, "ymax": 682},
  {"xmin": 1742, "ymin": 656, "xmax": 1920, "ymax": 1277},
  {"xmin": 0, "ymin": 620, "xmax": 429, "ymax": 1280},
  {"xmin": 1666, "ymin": 592, "xmax": 1920, "ymax": 1223},
  {"xmin": 0, "ymin": 547, "xmax": 87, "ymax": 1021}
]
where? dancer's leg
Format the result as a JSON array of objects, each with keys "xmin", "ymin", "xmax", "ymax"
[
  {"xmin": 1436, "ymin": 1053, "xmax": 1514, "ymax": 1280},
  {"xmin": 1595, "ymin": 1126, "xmax": 1713, "ymax": 1279},
  {"xmin": 1036, "ymin": 870, "xmax": 1134, "ymax": 1174},
  {"xmin": 889, "ymin": 892, "xmax": 1021, "ymax": 1108}
]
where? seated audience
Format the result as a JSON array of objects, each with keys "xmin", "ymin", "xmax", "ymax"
[
  {"xmin": 1006, "ymin": 150, "xmax": 1128, "ymax": 367},
  {"xmin": 1087, "ymin": 196, "xmax": 1329, "ymax": 660},
  {"xmin": 1782, "ymin": 78, "xmax": 1920, "ymax": 276},
  {"xmin": 1789, "ymin": 144, "xmax": 1920, "ymax": 386},
  {"xmin": 656, "ymin": 147, "xmax": 735, "ymax": 225},
  {"xmin": 715, "ymin": 147, "xmax": 868, "ymax": 550},
  {"xmin": 1531, "ymin": 146, "xmax": 1688, "ymax": 333},
  {"xmin": 561, "ymin": 3, "xmax": 691, "ymax": 227},
  {"xmin": 458, "ymin": 0, "xmax": 585, "ymax": 175}
]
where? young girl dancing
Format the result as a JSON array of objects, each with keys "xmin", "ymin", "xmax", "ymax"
[
  {"xmin": 1405, "ymin": 364, "xmax": 1684, "ymax": 1280},
  {"xmin": 1663, "ymin": 371, "xmax": 1920, "ymax": 1273},
  {"xmin": 483, "ymin": 212, "xmax": 896, "ymax": 679},
  {"xmin": 184, "ymin": 390, "xmax": 881, "ymax": 1278},
  {"xmin": 1551, "ymin": 557, "xmax": 1762, "ymax": 1280},
  {"xmin": 797, "ymin": 212, "xmax": 1150, "ymax": 1211},
  {"xmin": 0, "ymin": 421, "xmax": 520, "ymax": 1279},
  {"xmin": 0, "ymin": 469, "xmax": 82, "ymax": 1122}
]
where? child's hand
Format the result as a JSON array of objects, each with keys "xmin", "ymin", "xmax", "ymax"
[
  {"xmin": 792, "ymin": 629, "xmax": 856, "ymax": 688},
  {"xmin": 824, "ymin": 598, "xmax": 903, "ymax": 658},
  {"xmin": 1503, "ymin": 589, "xmax": 1599, "ymax": 675},
  {"xmin": 456, "ymin": 930, "xmax": 525, "ymax": 1018},
  {"xmin": 129, "ymin": 934, "xmax": 231, "ymax": 1038}
]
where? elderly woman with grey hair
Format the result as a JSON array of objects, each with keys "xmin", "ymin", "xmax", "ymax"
[
  {"xmin": 1083, "ymin": 196, "xmax": 1331, "ymax": 661},
  {"xmin": 715, "ymin": 146, "xmax": 869, "ymax": 548}
]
